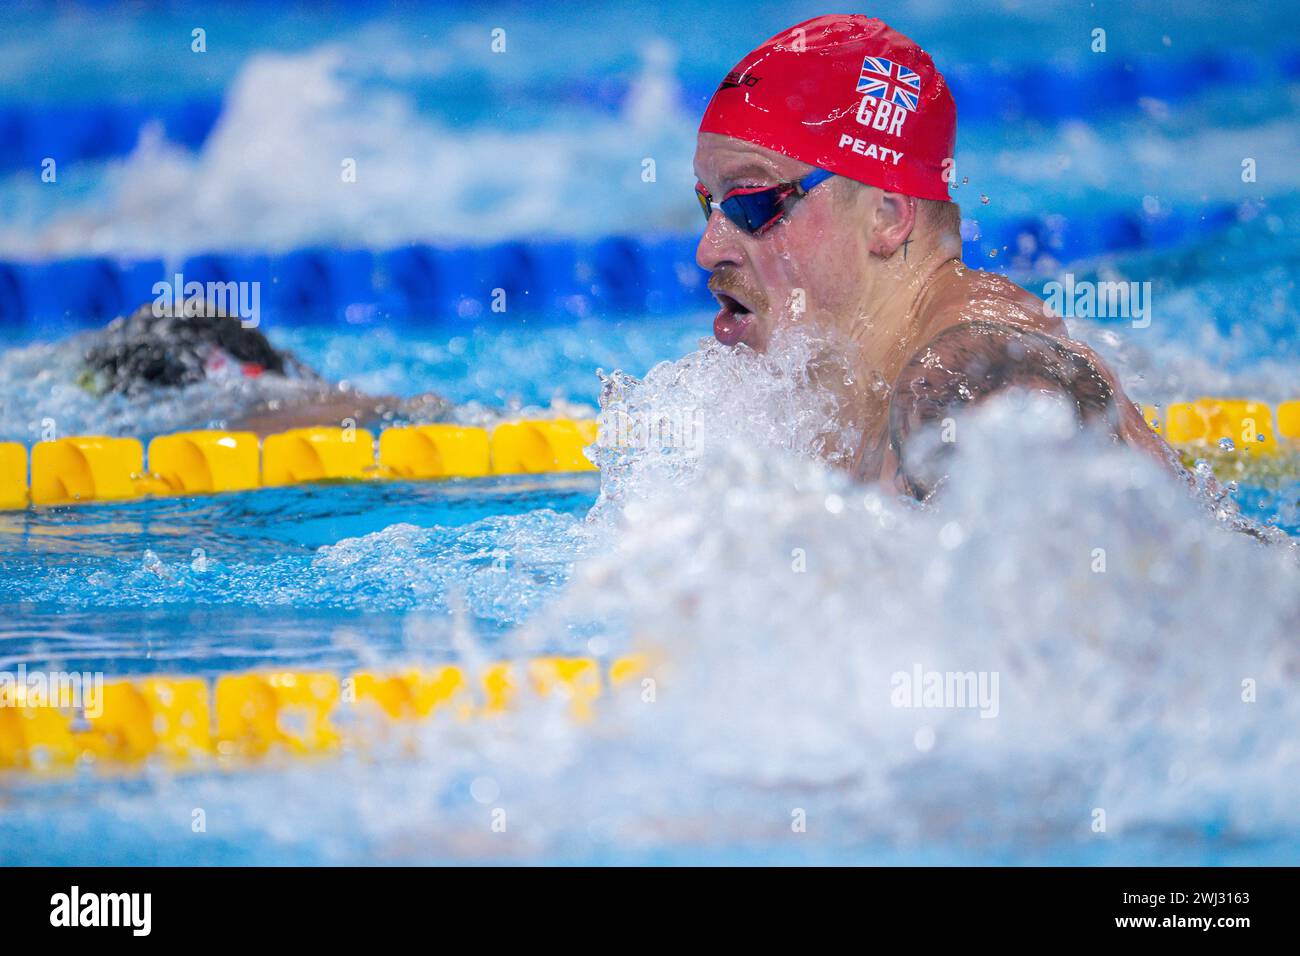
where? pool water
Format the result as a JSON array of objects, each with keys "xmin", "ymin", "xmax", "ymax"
[
  {"xmin": 2, "ymin": 315, "xmax": 1298, "ymax": 866},
  {"xmin": 2, "ymin": 0, "xmax": 1299, "ymax": 865}
]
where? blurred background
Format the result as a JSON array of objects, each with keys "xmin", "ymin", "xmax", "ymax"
[{"xmin": 0, "ymin": 0, "xmax": 1295, "ymax": 367}]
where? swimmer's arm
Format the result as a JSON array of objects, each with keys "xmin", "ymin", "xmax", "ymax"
[
  {"xmin": 881, "ymin": 322, "xmax": 1186, "ymax": 498},
  {"xmin": 940, "ymin": 291, "xmax": 1182, "ymax": 476},
  {"xmin": 1050, "ymin": 338, "xmax": 1189, "ymax": 480},
  {"xmin": 230, "ymin": 391, "xmax": 449, "ymax": 437}
]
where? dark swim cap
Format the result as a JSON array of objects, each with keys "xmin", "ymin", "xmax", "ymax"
[{"xmin": 82, "ymin": 302, "xmax": 288, "ymax": 395}]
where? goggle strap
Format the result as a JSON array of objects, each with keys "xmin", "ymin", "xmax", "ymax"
[{"xmin": 794, "ymin": 167, "xmax": 835, "ymax": 197}]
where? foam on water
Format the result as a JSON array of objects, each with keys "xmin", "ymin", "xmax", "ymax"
[
  {"xmin": 0, "ymin": 42, "xmax": 700, "ymax": 259},
  {"xmin": 2, "ymin": 510, "xmax": 580, "ymax": 616},
  {"xmin": 506, "ymin": 328, "xmax": 1300, "ymax": 851},
  {"xmin": 7, "ymin": 326, "xmax": 1297, "ymax": 864}
]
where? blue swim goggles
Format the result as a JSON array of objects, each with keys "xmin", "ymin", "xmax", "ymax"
[{"xmin": 695, "ymin": 167, "xmax": 835, "ymax": 236}]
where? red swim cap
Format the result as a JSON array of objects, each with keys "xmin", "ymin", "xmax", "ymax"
[{"xmin": 699, "ymin": 15, "xmax": 957, "ymax": 202}]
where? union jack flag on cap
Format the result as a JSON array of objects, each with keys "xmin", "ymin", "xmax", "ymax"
[
  {"xmin": 857, "ymin": 56, "xmax": 922, "ymax": 111},
  {"xmin": 700, "ymin": 15, "xmax": 958, "ymax": 202}
]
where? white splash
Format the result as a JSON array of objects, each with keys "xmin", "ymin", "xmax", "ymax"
[{"xmin": 0, "ymin": 42, "xmax": 700, "ymax": 260}]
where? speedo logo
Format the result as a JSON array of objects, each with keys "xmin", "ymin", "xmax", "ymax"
[{"xmin": 718, "ymin": 71, "xmax": 761, "ymax": 90}]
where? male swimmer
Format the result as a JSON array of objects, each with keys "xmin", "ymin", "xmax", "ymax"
[
  {"xmin": 71, "ymin": 299, "xmax": 448, "ymax": 435},
  {"xmin": 693, "ymin": 15, "xmax": 1182, "ymax": 497}
]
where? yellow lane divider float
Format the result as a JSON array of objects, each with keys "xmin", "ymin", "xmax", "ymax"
[
  {"xmin": 1143, "ymin": 398, "xmax": 1300, "ymax": 474},
  {"xmin": 1, "ymin": 400, "xmax": 1297, "ymax": 510},
  {"xmin": 0, "ymin": 418, "xmax": 599, "ymax": 509},
  {"xmin": 0, "ymin": 655, "xmax": 648, "ymax": 772},
  {"xmin": 1153, "ymin": 398, "xmax": 1286, "ymax": 455}
]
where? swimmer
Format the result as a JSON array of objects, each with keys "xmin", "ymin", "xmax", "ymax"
[
  {"xmin": 692, "ymin": 15, "xmax": 1183, "ymax": 496},
  {"xmin": 73, "ymin": 299, "xmax": 449, "ymax": 435},
  {"xmin": 885, "ymin": 319, "xmax": 1160, "ymax": 499}
]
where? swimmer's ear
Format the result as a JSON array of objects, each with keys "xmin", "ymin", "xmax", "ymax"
[{"xmin": 868, "ymin": 190, "xmax": 917, "ymax": 258}]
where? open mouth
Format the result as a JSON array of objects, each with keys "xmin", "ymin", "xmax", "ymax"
[{"xmin": 712, "ymin": 291, "xmax": 755, "ymax": 346}]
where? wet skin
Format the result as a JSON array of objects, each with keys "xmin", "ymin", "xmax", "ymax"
[{"xmin": 692, "ymin": 132, "xmax": 1181, "ymax": 495}]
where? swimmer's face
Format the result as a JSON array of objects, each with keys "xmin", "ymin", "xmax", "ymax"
[{"xmin": 693, "ymin": 133, "xmax": 879, "ymax": 352}]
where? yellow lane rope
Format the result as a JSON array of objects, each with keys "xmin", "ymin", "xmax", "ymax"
[
  {"xmin": 2, "ymin": 398, "xmax": 1298, "ymax": 776},
  {"xmin": 0, "ymin": 418, "xmax": 599, "ymax": 509},
  {"xmin": 3, "ymin": 398, "xmax": 1299, "ymax": 511},
  {"xmin": 0, "ymin": 655, "xmax": 650, "ymax": 772},
  {"xmin": 1144, "ymin": 398, "xmax": 1300, "ymax": 455}
]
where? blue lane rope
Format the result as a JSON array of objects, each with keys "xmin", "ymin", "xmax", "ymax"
[
  {"xmin": 0, "ymin": 96, "xmax": 222, "ymax": 171},
  {"xmin": 0, "ymin": 200, "xmax": 1250, "ymax": 329}
]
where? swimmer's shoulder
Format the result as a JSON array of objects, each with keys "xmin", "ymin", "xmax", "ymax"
[
  {"xmin": 925, "ymin": 262, "xmax": 1067, "ymax": 338},
  {"xmin": 892, "ymin": 312, "xmax": 1186, "ymax": 486}
]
